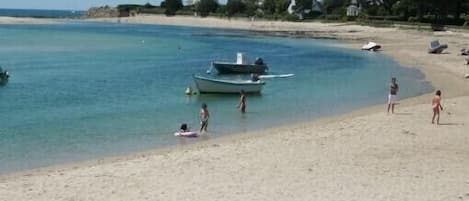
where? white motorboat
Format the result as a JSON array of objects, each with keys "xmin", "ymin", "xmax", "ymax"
[{"xmin": 193, "ymin": 75, "xmax": 265, "ymax": 94}]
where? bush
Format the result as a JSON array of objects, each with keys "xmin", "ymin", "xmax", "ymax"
[
  {"xmin": 408, "ymin": 16, "xmax": 417, "ymax": 22},
  {"xmin": 324, "ymin": 14, "xmax": 341, "ymax": 21},
  {"xmin": 376, "ymin": 6, "xmax": 389, "ymax": 16},
  {"xmin": 283, "ymin": 14, "xmax": 300, "ymax": 21},
  {"xmin": 384, "ymin": 16, "xmax": 400, "ymax": 21},
  {"xmin": 330, "ymin": 7, "xmax": 345, "ymax": 16},
  {"xmin": 139, "ymin": 8, "xmax": 166, "ymax": 14},
  {"xmin": 346, "ymin": 16, "xmax": 357, "ymax": 21}
]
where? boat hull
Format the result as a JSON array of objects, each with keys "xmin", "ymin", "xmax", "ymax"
[
  {"xmin": 193, "ymin": 75, "xmax": 265, "ymax": 94},
  {"xmin": 212, "ymin": 62, "xmax": 268, "ymax": 74}
]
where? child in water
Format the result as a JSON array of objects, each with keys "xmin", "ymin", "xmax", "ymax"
[
  {"xmin": 432, "ymin": 90, "xmax": 443, "ymax": 125},
  {"xmin": 180, "ymin": 123, "xmax": 189, "ymax": 132},
  {"xmin": 199, "ymin": 103, "xmax": 209, "ymax": 133}
]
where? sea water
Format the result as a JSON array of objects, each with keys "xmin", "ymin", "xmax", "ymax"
[
  {"xmin": 0, "ymin": 8, "xmax": 84, "ymax": 18},
  {"xmin": 0, "ymin": 22, "xmax": 432, "ymax": 173}
]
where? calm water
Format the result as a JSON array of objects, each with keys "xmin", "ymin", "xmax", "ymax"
[
  {"xmin": 0, "ymin": 22, "xmax": 432, "ymax": 173},
  {"xmin": 0, "ymin": 8, "xmax": 84, "ymax": 18}
]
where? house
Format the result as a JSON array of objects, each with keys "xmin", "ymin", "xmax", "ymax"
[
  {"xmin": 346, "ymin": 0, "xmax": 385, "ymax": 16},
  {"xmin": 185, "ymin": 0, "xmax": 200, "ymax": 6},
  {"xmin": 287, "ymin": 0, "xmax": 323, "ymax": 19},
  {"xmin": 346, "ymin": 0, "xmax": 360, "ymax": 17}
]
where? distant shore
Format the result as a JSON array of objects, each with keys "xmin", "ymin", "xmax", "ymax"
[
  {"xmin": 0, "ymin": 16, "xmax": 61, "ymax": 24},
  {"xmin": 1, "ymin": 15, "xmax": 469, "ymax": 200}
]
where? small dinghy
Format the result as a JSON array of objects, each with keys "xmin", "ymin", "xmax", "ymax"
[{"xmin": 361, "ymin": 42, "xmax": 381, "ymax": 51}]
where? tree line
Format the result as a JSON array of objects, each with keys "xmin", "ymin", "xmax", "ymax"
[
  {"xmin": 323, "ymin": 0, "xmax": 469, "ymax": 24},
  {"xmin": 121, "ymin": 0, "xmax": 469, "ymax": 25}
]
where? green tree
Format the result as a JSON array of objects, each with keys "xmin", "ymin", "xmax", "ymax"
[
  {"xmin": 244, "ymin": 0, "xmax": 259, "ymax": 17},
  {"xmin": 263, "ymin": 0, "xmax": 276, "ymax": 14},
  {"xmin": 163, "ymin": 0, "xmax": 183, "ymax": 15},
  {"xmin": 226, "ymin": 0, "xmax": 246, "ymax": 16},
  {"xmin": 381, "ymin": 0, "xmax": 399, "ymax": 14},
  {"xmin": 196, "ymin": 0, "xmax": 219, "ymax": 17},
  {"xmin": 274, "ymin": 0, "xmax": 289, "ymax": 14},
  {"xmin": 453, "ymin": 0, "xmax": 463, "ymax": 20},
  {"xmin": 144, "ymin": 2, "xmax": 155, "ymax": 8},
  {"xmin": 322, "ymin": 0, "xmax": 346, "ymax": 16}
]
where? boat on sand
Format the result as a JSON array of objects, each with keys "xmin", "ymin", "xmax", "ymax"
[{"xmin": 361, "ymin": 42, "xmax": 381, "ymax": 51}]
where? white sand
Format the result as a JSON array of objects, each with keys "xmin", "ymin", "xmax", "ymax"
[{"xmin": 2, "ymin": 15, "xmax": 469, "ymax": 201}]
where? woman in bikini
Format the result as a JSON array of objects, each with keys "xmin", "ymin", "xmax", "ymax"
[{"xmin": 432, "ymin": 90, "xmax": 443, "ymax": 125}]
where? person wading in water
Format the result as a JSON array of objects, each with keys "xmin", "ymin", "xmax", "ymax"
[{"xmin": 238, "ymin": 90, "xmax": 246, "ymax": 113}]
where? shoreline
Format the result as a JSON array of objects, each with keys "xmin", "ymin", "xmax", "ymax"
[
  {"xmin": 1, "ymin": 15, "xmax": 469, "ymax": 200},
  {"xmin": 0, "ymin": 91, "xmax": 428, "ymax": 179},
  {"xmin": 0, "ymin": 16, "xmax": 63, "ymax": 24}
]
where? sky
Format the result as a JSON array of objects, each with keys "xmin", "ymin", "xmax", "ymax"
[{"xmin": 0, "ymin": 0, "xmax": 165, "ymax": 11}]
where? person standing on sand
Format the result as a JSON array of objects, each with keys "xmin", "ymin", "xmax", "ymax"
[
  {"xmin": 387, "ymin": 77, "xmax": 399, "ymax": 114},
  {"xmin": 238, "ymin": 90, "xmax": 246, "ymax": 113},
  {"xmin": 199, "ymin": 103, "xmax": 210, "ymax": 133},
  {"xmin": 432, "ymin": 90, "xmax": 444, "ymax": 125}
]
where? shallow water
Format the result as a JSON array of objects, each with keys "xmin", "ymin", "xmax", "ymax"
[{"xmin": 0, "ymin": 22, "xmax": 432, "ymax": 173}]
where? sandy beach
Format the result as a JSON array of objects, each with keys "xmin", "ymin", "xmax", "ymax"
[{"xmin": 2, "ymin": 15, "xmax": 469, "ymax": 200}]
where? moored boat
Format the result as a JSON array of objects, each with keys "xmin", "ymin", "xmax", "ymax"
[
  {"xmin": 212, "ymin": 53, "xmax": 268, "ymax": 74},
  {"xmin": 193, "ymin": 75, "xmax": 265, "ymax": 94}
]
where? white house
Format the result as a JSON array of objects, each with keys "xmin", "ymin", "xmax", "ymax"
[
  {"xmin": 185, "ymin": 0, "xmax": 200, "ymax": 6},
  {"xmin": 346, "ymin": 0, "xmax": 360, "ymax": 17},
  {"xmin": 287, "ymin": 0, "xmax": 322, "ymax": 18}
]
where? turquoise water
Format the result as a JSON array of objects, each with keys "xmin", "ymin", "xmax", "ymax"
[{"xmin": 0, "ymin": 22, "xmax": 432, "ymax": 174}]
